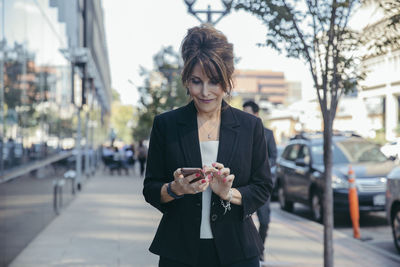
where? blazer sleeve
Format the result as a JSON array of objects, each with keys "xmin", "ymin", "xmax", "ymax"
[
  {"xmin": 142, "ymin": 115, "xmax": 173, "ymax": 213},
  {"xmin": 237, "ymin": 118, "xmax": 274, "ymax": 219}
]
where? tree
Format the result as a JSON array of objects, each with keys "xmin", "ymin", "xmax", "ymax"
[
  {"xmin": 133, "ymin": 46, "xmax": 188, "ymax": 141},
  {"xmin": 110, "ymin": 89, "xmax": 135, "ymax": 144},
  {"xmin": 361, "ymin": 0, "xmax": 400, "ymax": 55},
  {"xmin": 235, "ymin": 1, "xmax": 363, "ymax": 266}
]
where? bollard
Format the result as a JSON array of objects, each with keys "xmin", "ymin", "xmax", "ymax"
[
  {"xmin": 64, "ymin": 170, "xmax": 77, "ymax": 195},
  {"xmin": 348, "ymin": 166, "xmax": 360, "ymax": 239}
]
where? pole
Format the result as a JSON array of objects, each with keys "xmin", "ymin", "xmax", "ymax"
[
  {"xmin": 76, "ymin": 107, "xmax": 82, "ymax": 191},
  {"xmin": 90, "ymin": 90, "xmax": 95, "ymax": 175},
  {"xmin": 207, "ymin": 5, "xmax": 212, "ymax": 23},
  {"xmin": 84, "ymin": 108, "xmax": 89, "ymax": 177},
  {"xmin": 0, "ymin": 0, "xmax": 5, "ymax": 176},
  {"xmin": 76, "ymin": 0, "xmax": 87, "ymax": 188}
]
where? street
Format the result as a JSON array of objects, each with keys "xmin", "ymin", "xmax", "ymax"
[{"xmin": 270, "ymin": 201, "xmax": 400, "ymax": 259}]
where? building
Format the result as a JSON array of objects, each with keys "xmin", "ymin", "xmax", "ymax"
[
  {"xmin": 0, "ymin": 1, "xmax": 111, "ymax": 265},
  {"xmin": 286, "ymin": 81, "xmax": 302, "ymax": 105},
  {"xmin": 358, "ymin": 0, "xmax": 400, "ymax": 141},
  {"xmin": 233, "ymin": 69, "xmax": 288, "ymax": 109}
]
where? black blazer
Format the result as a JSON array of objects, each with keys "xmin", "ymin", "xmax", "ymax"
[{"xmin": 143, "ymin": 101, "xmax": 273, "ymax": 266}]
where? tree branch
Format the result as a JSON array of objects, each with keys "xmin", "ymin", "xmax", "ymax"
[
  {"xmin": 323, "ymin": 0, "xmax": 338, "ymax": 113},
  {"xmin": 282, "ymin": 0, "xmax": 321, "ymax": 108}
]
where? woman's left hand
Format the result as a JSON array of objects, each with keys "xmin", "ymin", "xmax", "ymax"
[{"xmin": 205, "ymin": 162, "xmax": 235, "ymax": 201}]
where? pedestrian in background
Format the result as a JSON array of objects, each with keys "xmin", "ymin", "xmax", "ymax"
[
  {"xmin": 137, "ymin": 140, "xmax": 147, "ymax": 177},
  {"xmin": 143, "ymin": 24, "xmax": 273, "ymax": 267},
  {"xmin": 243, "ymin": 100, "xmax": 277, "ymax": 262}
]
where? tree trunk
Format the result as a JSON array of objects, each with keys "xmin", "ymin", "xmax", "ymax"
[{"xmin": 323, "ymin": 114, "xmax": 334, "ymax": 267}]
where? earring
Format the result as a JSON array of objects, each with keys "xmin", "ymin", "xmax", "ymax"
[{"xmin": 186, "ymin": 88, "xmax": 190, "ymax": 95}]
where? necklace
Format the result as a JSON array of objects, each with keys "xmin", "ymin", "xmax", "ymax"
[{"xmin": 198, "ymin": 117, "xmax": 220, "ymax": 139}]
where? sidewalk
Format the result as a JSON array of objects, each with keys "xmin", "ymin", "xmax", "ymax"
[
  {"xmin": 263, "ymin": 205, "xmax": 400, "ymax": 266},
  {"xmin": 10, "ymin": 171, "xmax": 400, "ymax": 267}
]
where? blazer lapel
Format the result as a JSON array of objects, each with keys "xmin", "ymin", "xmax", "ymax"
[
  {"xmin": 177, "ymin": 100, "xmax": 240, "ymax": 168},
  {"xmin": 177, "ymin": 101, "xmax": 202, "ymax": 168},
  {"xmin": 217, "ymin": 101, "xmax": 240, "ymax": 168},
  {"xmin": 212, "ymin": 101, "xmax": 240, "ymax": 203},
  {"xmin": 177, "ymin": 101, "xmax": 240, "ymax": 205}
]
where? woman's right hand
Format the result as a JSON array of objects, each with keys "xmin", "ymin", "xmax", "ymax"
[{"xmin": 171, "ymin": 168, "xmax": 209, "ymax": 195}]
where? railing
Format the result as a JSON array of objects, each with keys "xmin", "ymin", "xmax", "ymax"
[{"xmin": 0, "ymin": 151, "xmax": 73, "ymax": 184}]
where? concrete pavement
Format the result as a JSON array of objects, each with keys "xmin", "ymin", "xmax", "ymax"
[{"xmin": 10, "ymin": 170, "xmax": 400, "ymax": 266}]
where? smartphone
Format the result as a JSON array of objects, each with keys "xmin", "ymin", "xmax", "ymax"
[{"xmin": 181, "ymin": 168, "xmax": 204, "ymax": 184}]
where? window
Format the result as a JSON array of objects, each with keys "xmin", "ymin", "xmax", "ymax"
[
  {"xmin": 282, "ymin": 144, "xmax": 301, "ymax": 162},
  {"xmin": 310, "ymin": 143, "xmax": 348, "ymax": 165},
  {"xmin": 298, "ymin": 145, "xmax": 310, "ymax": 165},
  {"xmin": 336, "ymin": 139, "xmax": 387, "ymax": 163}
]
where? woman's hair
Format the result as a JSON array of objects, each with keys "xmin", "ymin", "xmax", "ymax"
[{"xmin": 181, "ymin": 24, "xmax": 234, "ymax": 94}]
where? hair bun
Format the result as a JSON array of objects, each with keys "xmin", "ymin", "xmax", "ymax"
[{"xmin": 181, "ymin": 24, "xmax": 234, "ymax": 93}]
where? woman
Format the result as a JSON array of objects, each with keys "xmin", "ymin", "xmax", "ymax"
[{"xmin": 143, "ymin": 24, "xmax": 273, "ymax": 267}]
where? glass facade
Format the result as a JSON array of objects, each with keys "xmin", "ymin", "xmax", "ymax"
[
  {"xmin": 0, "ymin": 0, "xmax": 73, "ymax": 173},
  {"xmin": 0, "ymin": 1, "xmax": 110, "ymax": 265},
  {"xmin": 0, "ymin": 0, "xmax": 108, "ymax": 175}
]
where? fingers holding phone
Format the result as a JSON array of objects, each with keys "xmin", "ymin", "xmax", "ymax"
[
  {"xmin": 172, "ymin": 168, "xmax": 209, "ymax": 195},
  {"xmin": 181, "ymin": 168, "xmax": 203, "ymax": 183},
  {"xmin": 207, "ymin": 164, "xmax": 235, "ymax": 200}
]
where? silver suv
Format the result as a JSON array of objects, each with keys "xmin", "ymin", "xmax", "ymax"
[
  {"xmin": 276, "ymin": 133, "xmax": 396, "ymax": 222},
  {"xmin": 386, "ymin": 166, "xmax": 400, "ymax": 253}
]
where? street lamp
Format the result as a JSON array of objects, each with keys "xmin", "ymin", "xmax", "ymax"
[{"xmin": 184, "ymin": 0, "xmax": 233, "ymax": 25}]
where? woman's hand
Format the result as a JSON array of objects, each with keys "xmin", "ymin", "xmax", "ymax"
[
  {"xmin": 205, "ymin": 162, "xmax": 235, "ymax": 200},
  {"xmin": 170, "ymin": 168, "xmax": 209, "ymax": 195}
]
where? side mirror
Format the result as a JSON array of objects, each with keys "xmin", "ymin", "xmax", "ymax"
[{"xmin": 295, "ymin": 158, "xmax": 308, "ymax": 167}]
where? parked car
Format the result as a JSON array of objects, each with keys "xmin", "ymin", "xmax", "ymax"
[
  {"xmin": 381, "ymin": 139, "xmax": 400, "ymax": 159},
  {"xmin": 385, "ymin": 166, "xmax": 400, "ymax": 253},
  {"xmin": 276, "ymin": 133, "xmax": 397, "ymax": 222}
]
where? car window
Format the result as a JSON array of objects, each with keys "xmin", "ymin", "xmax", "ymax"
[
  {"xmin": 282, "ymin": 144, "xmax": 301, "ymax": 162},
  {"xmin": 311, "ymin": 144, "xmax": 348, "ymax": 165},
  {"xmin": 298, "ymin": 145, "xmax": 310, "ymax": 164},
  {"xmin": 281, "ymin": 145, "xmax": 292, "ymax": 160},
  {"xmin": 336, "ymin": 139, "xmax": 388, "ymax": 163}
]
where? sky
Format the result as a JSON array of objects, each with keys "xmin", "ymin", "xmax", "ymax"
[{"xmin": 102, "ymin": 0, "xmax": 317, "ymax": 106}]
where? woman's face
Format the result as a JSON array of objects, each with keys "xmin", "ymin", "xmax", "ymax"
[{"xmin": 188, "ymin": 63, "xmax": 225, "ymax": 116}]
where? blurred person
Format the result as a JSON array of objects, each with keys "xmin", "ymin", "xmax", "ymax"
[
  {"xmin": 102, "ymin": 145, "xmax": 114, "ymax": 171},
  {"xmin": 126, "ymin": 144, "xmax": 136, "ymax": 167},
  {"xmin": 110, "ymin": 146, "xmax": 122, "ymax": 175},
  {"xmin": 137, "ymin": 140, "xmax": 147, "ymax": 177},
  {"xmin": 143, "ymin": 24, "xmax": 273, "ymax": 267},
  {"xmin": 119, "ymin": 146, "xmax": 129, "ymax": 175},
  {"xmin": 243, "ymin": 100, "xmax": 277, "ymax": 262}
]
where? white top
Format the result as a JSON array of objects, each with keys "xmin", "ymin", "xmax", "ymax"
[{"xmin": 199, "ymin": 141, "xmax": 219, "ymax": 239}]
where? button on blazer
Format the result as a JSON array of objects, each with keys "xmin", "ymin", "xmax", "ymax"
[{"xmin": 143, "ymin": 100, "xmax": 273, "ymax": 266}]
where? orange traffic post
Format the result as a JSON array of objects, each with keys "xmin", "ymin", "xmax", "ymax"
[{"xmin": 348, "ymin": 166, "xmax": 360, "ymax": 239}]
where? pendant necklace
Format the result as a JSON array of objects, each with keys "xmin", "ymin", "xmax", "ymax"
[{"xmin": 198, "ymin": 117, "xmax": 220, "ymax": 139}]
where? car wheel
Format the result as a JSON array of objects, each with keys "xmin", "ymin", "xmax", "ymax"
[
  {"xmin": 311, "ymin": 191, "xmax": 323, "ymax": 223},
  {"xmin": 278, "ymin": 183, "xmax": 294, "ymax": 212},
  {"xmin": 392, "ymin": 205, "xmax": 400, "ymax": 253}
]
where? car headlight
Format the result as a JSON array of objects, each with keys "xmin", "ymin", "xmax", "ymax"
[{"xmin": 332, "ymin": 175, "xmax": 349, "ymax": 189}]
